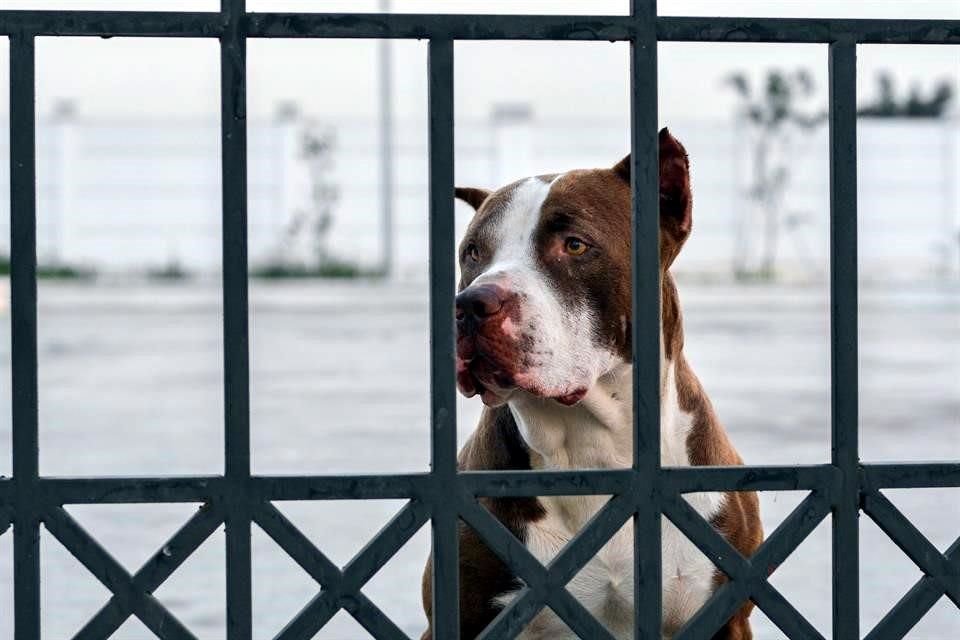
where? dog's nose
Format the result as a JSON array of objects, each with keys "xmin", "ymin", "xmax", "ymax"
[{"xmin": 456, "ymin": 284, "xmax": 506, "ymax": 321}]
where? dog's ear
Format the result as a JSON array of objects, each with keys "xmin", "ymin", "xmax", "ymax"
[
  {"xmin": 657, "ymin": 127, "xmax": 692, "ymax": 242},
  {"xmin": 612, "ymin": 127, "xmax": 692, "ymax": 266},
  {"xmin": 455, "ymin": 187, "xmax": 491, "ymax": 212}
]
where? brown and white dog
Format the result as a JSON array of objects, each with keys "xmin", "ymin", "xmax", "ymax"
[{"xmin": 421, "ymin": 128, "xmax": 763, "ymax": 639}]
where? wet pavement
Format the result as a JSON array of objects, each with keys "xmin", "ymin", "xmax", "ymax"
[{"xmin": 0, "ymin": 279, "xmax": 955, "ymax": 639}]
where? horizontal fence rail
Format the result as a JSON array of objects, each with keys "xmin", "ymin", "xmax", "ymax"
[
  {"xmin": 1, "ymin": 2, "xmax": 958, "ymax": 640},
  {"xmin": 0, "ymin": 11, "xmax": 960, "ymax": 43}
]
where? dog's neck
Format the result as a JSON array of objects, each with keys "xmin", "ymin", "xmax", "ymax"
[{"xmin": 507, "ymin": 354, "xmax": 692, "ymax": 474}]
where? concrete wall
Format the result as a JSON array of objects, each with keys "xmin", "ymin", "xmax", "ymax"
[{"xmin": 0, "ymin": 115, "xmax": 955, "ymax": 281}]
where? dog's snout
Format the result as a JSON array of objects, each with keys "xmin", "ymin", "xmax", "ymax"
[{"xmin": 456, "ymin": 284, "xmax": 507, "ymax": 322}]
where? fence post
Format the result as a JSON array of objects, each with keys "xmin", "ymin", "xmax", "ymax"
[
  {"xmin": 829, "ymin": 40, "xmax": 860, "ymax": 640},
  {"xmin": 221, "ymin": 0, "xmax": 252, "ymax": 637},
  {"xmin": 631, "ymin": 1, "xmax": 662, "ymax": 638},
  {"xmin": 428, "ymin": 37, "xmax": 459, "ymax": 640},
  {"xmin": 9, "ymin": 31, "xmax": 41, "ymax": 640}
]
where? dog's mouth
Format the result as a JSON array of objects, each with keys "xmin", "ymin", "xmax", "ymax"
[
  {"xmin": 456, "ymin": 343, "xmax": 588, "ymax": 408},
  {"xmin": 456, "ymin": 353, "xmax": 516, "ymax": 407}
]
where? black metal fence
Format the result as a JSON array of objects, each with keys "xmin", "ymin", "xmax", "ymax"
[{"xmin": 0, "ymin": 3, "xmax": 958, "ymax": 639}]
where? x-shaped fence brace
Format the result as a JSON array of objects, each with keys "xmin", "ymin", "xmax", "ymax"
[
  {"xmin": 18, "ymin": 473, "xmax": 957, "ymax": 640},
  {"xmin": 861, "ymin": 491, "xmax": 960, "ymax": 640},
  {"xmin": 43, "ymin": 504, "xmax": 224, "ymax": 640}
]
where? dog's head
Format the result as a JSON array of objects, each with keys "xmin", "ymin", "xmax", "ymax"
[{"xmin": 455, "ymin": 127, "xmax": 693, "ymax": 407}]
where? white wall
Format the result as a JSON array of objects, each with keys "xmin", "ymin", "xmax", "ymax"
[{"xmin": 0, "ymin": 116, "xmax": 955, "ymax": 282}]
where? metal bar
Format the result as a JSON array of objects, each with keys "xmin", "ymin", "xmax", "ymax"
[
  {"xmin": 0, "ymin": 467, "xmax": 845, "ymax": 504},
  {"xmin": 458, "ymin": 499, "xmax": 550, "ymax": 638},
  {"xmin": 755, "ymin": 490, "xmax": 832, "ymax": 572},
  {"xmin": 253, "ymin": 473, "xmax": 431, "ymax": 501},
  {"xmin": 0, "ymin": 466, "xmax": 844, "ymax": 504},
  {"xmin": 658, "ymin": 16, "xmax": 960, "ymax": 44},
  {"xmin": 245, "ymin": 13, "xmax": 633, "ymax": 41},
  {"xmin": 862, "ymin": 492, "xmax": 960, "ymax": 605},
  {"xmin": 74, "ymin": 504, "xmax": 224, "ymax": 640},
  {"xmin": 221, "ymin": 0, "xmax": 251, "ymax": 502},
  {"xmin": 459, "ymin": 496, "xmax": 619, "ymax": 640},
  {"xmin": 864, "ymin": 537, "xmax": 960, "ymax": 640},
  {"xmin": 457, "ymin": 497, "xmax": 547, "ymax": 587},
  {"xmin": 663, "ymin": 464, "xmax": 839, "ymax": 494},
  {"xmin": 460, "ymin": 469, "xmax": 633, "ymax": 496},
  {"xmin": 276, "ymin": 499, "xmax": 429, "ymax": 640},
  {"xmin": 630, "ymin": 1, "xmax": 661, "ymax": 638},
  {"xmin": 546, "ymin": 589, "xmax": 619, "ymax": 640},
  {"xmin": 0, "ymin": 10, "xmax": 223, "ymax": 37},
  {"xmin": 548, "ymin": 492, "xmax": 635, "ymax": 588},
  {"xmin": 4, "ymin": 474, "xmax": 428, "ymax": 504},
  {"xmin": 427, "ymin": 37, "xmax": 459, "ymax": 640},
  {"xmin": 35, "ymin": 477, "xmax": 226, "ymax": 504},
  {"xmin": 9, "ymin": 32, "xmax": 41, "ymax": 640},
  {"xmin": 829, "ymin": 40, "xmax": 860, "ymax": 640},
  {"xmin": 475, "ymin": 587, "xmax": 541, "ymax": 640},
  {"xmin": 674, "ymin": 491, "xmax": 830, "ymax": 639},
  {"xmin": 673, "ymin": 578, "xmax": 752, "ymax": 640},
  {"xmin": 253, "ymin": 503, "xmax": 408, "ymax": 639},
  {"xmin": 221, "ymin": 0, "xmax": 252, "ymax": 638},
  {"xmin": 340, "ymin": 597, "xmax": 411, "ymax": 640},
  {"xmin": 2, "ymin": 11, "xmax": 958, "ymax": 44},
  {"xmin": 861, "ymin": 462, "xmax": 960, "ymax": 489},
  {"xmin": 664, "ymin": 492, "xmax": 829, "ymax": 639},
  {"xmin": 44, "ymin": 507, "xmax": 198, "ymax": 640},
  {"xmin": 253, "ymin": 502, "xmax": 343, "ymax": 587},
  {"xmin": 661, "ymin": 495, "xmax": 749, "ymax": 581},
  {"xmin": 750, "ymin": 581, "xmax": 827, "ymax": 640}
]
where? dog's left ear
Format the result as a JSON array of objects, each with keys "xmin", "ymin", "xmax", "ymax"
[
  {"xmin": 613, "ymin": 127, "xmax": 692, "ymax": 266},
  {"xmin": 455, "ymin": 187, "xmax": 492, "ymax": 212}
]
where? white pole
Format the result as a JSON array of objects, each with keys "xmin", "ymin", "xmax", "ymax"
[{"xmin": 378, "ymin": 0, "xmax": 394, "ymax": 278}]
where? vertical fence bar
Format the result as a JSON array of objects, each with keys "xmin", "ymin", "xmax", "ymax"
[
  {"xmin": 427, "ymin": 38, "xmax": 459, "ymax": 639},
  {"xmin": 828, "ymin": 41, "xmax": 860, "ymax": 640},
  {"xmin": 630, "ymin": 1, "xmax": 661, "ymax": 639},
  {"xmin": 221, "ymin": 0, "xmax": 252, "ymax": 637},
  {"xmin": 9, "ymin": 32, "xmax": 40, "ymax": 640}
]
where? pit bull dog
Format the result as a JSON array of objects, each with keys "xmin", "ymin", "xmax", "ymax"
[{"xmin": 420, "ymin": 128, "xmax": 763, "ymax": 639}]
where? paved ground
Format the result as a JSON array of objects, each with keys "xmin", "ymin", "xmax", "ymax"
[{"xmin": 0, "ymin": 280, "xmax": 956, "ymax": 639}]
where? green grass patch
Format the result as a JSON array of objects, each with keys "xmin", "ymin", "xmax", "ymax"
[
  {"xmin": 250, "ymin": 258, "xmax": 380, "ymax": 280},
  {"xmin": 0, "ymin": 255, "xmax": 96, "ymax": 280}
]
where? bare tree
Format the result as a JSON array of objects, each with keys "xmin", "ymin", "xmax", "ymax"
[
  {"xmin": 270, "ymin": 123, "xmax": 340, "ymax": 271},
  {"xmin": 726, "ymin": 69, "xmax": 826, "ymax": 280}
]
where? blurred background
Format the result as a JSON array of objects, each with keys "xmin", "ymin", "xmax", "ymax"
[{"xmin": 0, "ymin": 1, "xmax": 956, "ymax": 638}]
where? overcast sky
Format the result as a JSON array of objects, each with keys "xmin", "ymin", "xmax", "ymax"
[{"xmin": 0, "ymin": 1, "xmax": 957, "ymax": 126}]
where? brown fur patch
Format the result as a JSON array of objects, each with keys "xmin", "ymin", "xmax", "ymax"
[{"xmin": 675, "ymin": 330, "xmax": 763, "ymax": 636}]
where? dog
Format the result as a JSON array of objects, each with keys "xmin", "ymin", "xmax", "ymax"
[{"xmin": 420, "ymin": 128, "xmax": 763, "ymax": 639}]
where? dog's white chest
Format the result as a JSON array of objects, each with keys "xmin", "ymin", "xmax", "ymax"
[
  {"xmin": 503, "ymin": 363, "xmax": 725, "ymax": 639},
  {"xmin": 509, "ymin": 496, "xmax": 722, "ymax": 640}
]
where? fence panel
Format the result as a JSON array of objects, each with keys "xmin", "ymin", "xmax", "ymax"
[{"xmin": 0, "ymin": 4, "xmax": 958, "ymax": 639}]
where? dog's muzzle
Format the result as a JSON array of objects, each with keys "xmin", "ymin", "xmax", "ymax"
[
  {"xmin": 455, "ymin": 281, "xmax": 591, "ymax": 407},
  {"xmin": 454, "ymin": 283, "xmax": 519, "ymax": 405}
]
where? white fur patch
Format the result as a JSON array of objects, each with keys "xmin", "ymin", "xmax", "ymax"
[{"xmin": 501, "ymin": 361, "xmax": 726, "ymax": 639}]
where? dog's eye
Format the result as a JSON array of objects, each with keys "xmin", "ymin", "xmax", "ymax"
[
  {"xmin": 465, "ymin": 243, "xmax": 480, "ymax": 263},
  {"xmin": 563, "ymin": 237, "xmax": 589, "ymax": 256}
]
